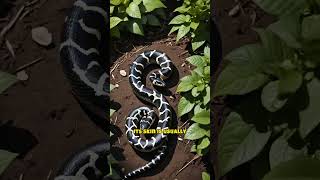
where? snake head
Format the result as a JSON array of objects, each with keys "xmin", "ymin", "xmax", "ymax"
[{"xmin": 150, "ymin": 72, "xmax": 166, "ymax": 87}]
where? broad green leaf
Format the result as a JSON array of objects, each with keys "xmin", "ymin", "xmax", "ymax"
[
  {"xmin": 254, "ymin": 28, "xmax": 293, "ymax": 62},
  {"xmin": 193, "ymin": 67, "xmax": 204, "ymax": 77},
  {"xmin": 204, "ymin": 66, "xmax": 210, "ymax": 75},
  {"xmin": 191, "ymin": 87, "xmax": 200, "ymax": 97},
  {"xmin": 198, "ymin": 137, "xmax": 210, "ymax": 150},
  {"xmin": 110, "ymin": 109, "xmax": 116, "ymax": 117},
  {"xmin": 190, "ymin": 22, "xmax": 200, "ymax": 30},
  {"xmin": 262, "ymin": 158, "xmax": 320, "ymax": 180},
  {"xmin": 146, "ymin": 14, "xmax": 160, "ymax": 26},
  {"xmin": 176, "ymin": 25, "xmax": 190, "ymax": 42},
  {"xmin": 169, "ymin": 15, "xmax": 188, "ymax": 25},
  {"xmin": 300, "ymin": 78, "xmax": 320, "ymax": 138},
  {"xmin": 279, "ymin": 69, "xmax": 303, "ymax": 95},
  {"xmin": 142, "ymin": 0, "xmax": 166, "ymax": 12},
  {"xmin": 302, "ymin": 15, "xmax": 320, "ymax": 41},
  {"xmin": 192, "ymin": 40, "xmax": 206, "ymax": 52},
  {"xmin": 126, "ymin": 2, "xmax": 141, "ymax": 18},
  {"xmin": 0, "ymin": 71, "xmax": 17, "ymax": 94},
  {"xmin": 192, "ymin": 110, "xmax": 210, "ymax": 125},
  {"xmin": 178, "ymin": 96, "xmax": 195, "ymax": 117},
  {"xmin": 269, "ymin": 135, "xmax": 305, "ymax": 169},
  {"xmin": 168, "ymin": 26, "xmax": 180, "ymax": 35},
  {"xmin": 0, "ymin": 150, "xmax": 18, "ymax": 174},
  {"xmin": 110, "ymin": 0, "xmax": 122, "ymax": 5},
  {"xmin": 133, "ymin": 0, "xmax": 142, "ymax": 4},
  {"xmin": 203, "ymin": 86, "xmax": 210, "ymax": 105},
  {"xmin": 174, "ymin": 5, "xmax": 191, "ymax": 13},
  {"xmin": 110, "ymin": 17, "xmax": 122, "ymax": 29},
  {"xmin": 185, "ymin": 123, "xmax": 207, "ymax": 140},
  {"xmin": 128, "ymin": 20, "xmax": 144, "ymax": 36},
  {"xmin": 261, "ymin": 81, "xmax": 287, "ymax": 112},
  {"xmin": 177, "ymin": 81, "xmax": 194, "ymax": 92},
  {"xmin": 253, "ymin": 0, "xmax": 307, "ymax": 17},
  {"xmin": 202, "ymin": 172, "xmax": 210, "ymax": 180},
  {"xmin": 214, "ymin": 64, "xmax": 269, "ymax": 97},
  {"xmin": 194, "ymin": 104, "xmax": 204, "ymax": 115},
  {"xmin": 225, "ymin": 44, "xmax": 265, "ymax": 66},
  {"xmin": 218, "ymin": 112, "xmax": 271, "ymax": 177},
  {"xmin": 187, "ymin": 55, "xmax": 206, "ymax": 67},
  {"xmin": 197, "ymin": 83, "xmax": 205, "ymax": 92},
  {"xmin": 268, "ymin": 13, "xmax": 302, "ymax": 49},
  {"xmin": 191, "ymin": 144, "xmax": 197, "ymax": 152}
]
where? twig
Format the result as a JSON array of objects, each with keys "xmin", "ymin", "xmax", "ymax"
[
  {"xmin": 0, "ymin": 5, "xmax": 25, "ymax": 46},
  {"xmin": 178, "ymin": 120, "xmax": 190, "ymax": 129},
  {"xmin": 25, "ymin": 0, "xmax": 40, "ymax": 7},
  {"xmin": 19, "ymin": 174, "xmax": 24, "ymax": 180},
  {"xmin": 5, "ymin": 39, "xmax": 15, "ymax": 58},
  {"xmin": 47, "ymin": 169, "xmax": 52, "ymax": 180},
  {"xmin": 19, "ymin": 9, "xmax": 33, "ymax": 21},
  {"xmin": 14, "ymin": 57, "xmax": 44, "ymax": 73},
  {"xmin": 176, "ymin": 155, "xmax": 200, "ymax": 176},
  {"xmin": 0, "ymin": 18, "xmax": 9, "ymax": 22}
]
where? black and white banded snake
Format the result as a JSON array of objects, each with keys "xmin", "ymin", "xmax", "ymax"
[{"xmin": 56, "ymin": 0, "xmax": 174, "ymax": 179}]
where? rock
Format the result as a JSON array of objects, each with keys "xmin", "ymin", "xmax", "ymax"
[
  {"xmin": 120, "ymin": 70, "xmax": 127, "ymax": 77},
  {"xmin": 31, "ymin": 26, "xmax": 52, "ymax": 46},
  {"xmin": 16, "ymin": 70, "xmax": 29, "ymax": 81}
]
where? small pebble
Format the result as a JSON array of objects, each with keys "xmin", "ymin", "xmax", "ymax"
[
  {"xmin": 16, "ymin": 70, "xmax": 29, "ymax": 81},
  {"xmin": 115, "ymin": 84, "xmax": 119, "ymax": 88},
  {"xmin": 120, "ymin": 70, "xmax": 127, "ymax": 77}
]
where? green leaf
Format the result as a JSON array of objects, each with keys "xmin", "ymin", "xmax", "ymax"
[
  {"xmin": 192, "ymin": 110, "xmax": 210, "ymax": 125},
  {"xmin": 218, "ymin": 112, "xmax": 271, "ymax": 177},
  {"xmin": 204, "ymin": 66, "xmax": 210, "ymax": 75},
  {"xmin": 185, "ymin": 123, "xmax": 207, "ymax": 140},
  {"xmin": 191, "ymin": 144, "xmax": 197, "ymax": 152},
  {"xmin": 146, "ymin": 14, "xmax": 160, "ymax": 26},
  {"xmin": 110, "ymin": 17, "xmax": 122, "ymax": 29},
  {"xmin": 110, "ymin": 0, "xmax": 122, "ymax": 5},
  {"xmin": 191, "ymin": 87, "xmax": 200, "ymax": 97},
  {"xmin": 126, "ymin": 2, "xmax": 141, "ymax": 18},
  {"xmin": 142, "ymin": 0, "xmax": 166, "ymax": 12},
  {"xmin": 261, "ymin": 81, "xmax": 287, "ymax": 112},
  {"xmin": 178, "ymin": 96, "xmax": 195, "ymax": 117},
  {"xmin": 302, "ymin": 15, "xmax": 320, "ymax": 41},
  {"xmin": 202, "ymin": 172, "xmax": 210, "ymax": 180},
  {"xmin": 0, "ymin": 149, "xmax": 18, "ymax": 174},
  {"xmin": 190, "ymin": 22, "xmax": 200, "ymax": 30},
  {"xmin": 169, "ymin": 26, "xmax": 180, "ymax": 35},
  {"xmin": 169, "ymin": 15, "xmax": 188, "ymax": 25},
  {"xmin": 193, "ymin": 67, "xmax": 204, "ymax": 77},
  {"xmin": 268, "ymin": 13, "xmax": 302, "ymax": 49},
  {"xmin": 253, "ymin": 0, "xmax": 307, "ymax": 17},
  {"xmin": 176, "ymin": 25, "xmax": 190, "ymax": 42},
  {"xmin": 214, "ymin": 64, "xmax": 269, "ymax": 97},
  {"xmin": 203, "ymin": 86, "xmax": 210, "ymax": 105},
  {"xmin": 133, "ymin": 0, "xmax": 142, "ymax": 4},
  {"xmin": 225, "ymin": 44, "xmax": 265, "ymax": 65},
  {"xmin": 0, "ymin": 71, "xmax": 17, "ymax": 94},
  {"xmin": 177, "ymin": 81, "xmax": 194, "ymax": 92},
  {"xmin": 174, "ymin": 5, "xmax": 191, "ymax": 13},
  {"xmin": 192, "ymin": 40, "xmax": 206, "ymax": 52},
  {"xmin": 204, "ymin": 46, "xmax": 210, "ymax": 58},
  {"xmin": 110, "ymin": 6, "xmax": 115, "ymax": 14},
  {"xmin": 269, "ymin": 135, "xmax": 305, "ymax": 169},
  {"xmin": 279, "ymin": 69, "xmax": 303, "ymax": 95},
  {"xmin": 111, "ymin": 26, "xmax": 120, "ymax": 38},
  {"xmin": 194, "ymin": 104, "xmax": 204, "ymax": 116},
  {"xmin": 300, "ymin": 78, "xmax": 320, "ymax": 138},
  {"xmin": 128, "ymin": 20, "xmax": 144, "ymax": 36},
  {"xmin": 187, "ymin": 55, "xmax": 206, "ymax": 67},
  {"xmin": 262, "ymin": 158, "xmax": 320, "ymax": 180},
  {"xmin": 110, "ymin": 84, "xmax": 115, "ymax": 91},
  {"xmin": 198, "ymin": 137, "xmax": 210, "ymax": 150}
]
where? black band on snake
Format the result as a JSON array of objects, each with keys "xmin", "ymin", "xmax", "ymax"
[{"xmin": 124, "ymin": 50, "xmax": 173, "ymax": 179}]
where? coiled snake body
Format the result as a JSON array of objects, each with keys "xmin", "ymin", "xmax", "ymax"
[{"xmin": 124, "ymin": 50, "xmax": 173, "ymax": 179}]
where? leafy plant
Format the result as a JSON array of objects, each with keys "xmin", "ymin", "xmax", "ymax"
[
  {"xmin": 214, "ymin": 0, "xmax": 320, "ymax": 179},
  {"xmin": 169, "ymin": 0, "xmax": 210, "ymax": 51},
  {"xmin": 177, "ymin": 46, "xmax": 210, "ymax": 156},
  {"xmin": 110, "ymin": 0, "xmax": 166, "ymax": 38},
  {"xmin": 110, "ymin": 84, "xmax": 116, "ymax": 117}
]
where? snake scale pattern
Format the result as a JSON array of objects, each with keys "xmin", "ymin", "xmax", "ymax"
[
  {"xmin": 124, "ymin": 50, "xmax": 173, "ymax": 179},
  {"xmin": 58, "ymin": 0, "xmax": 174, "ymax": 179}
]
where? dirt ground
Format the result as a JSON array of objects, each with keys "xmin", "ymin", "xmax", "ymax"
[{"xmin": 0, "ymin": 0, "xmax": 274, "ymax": 180}]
